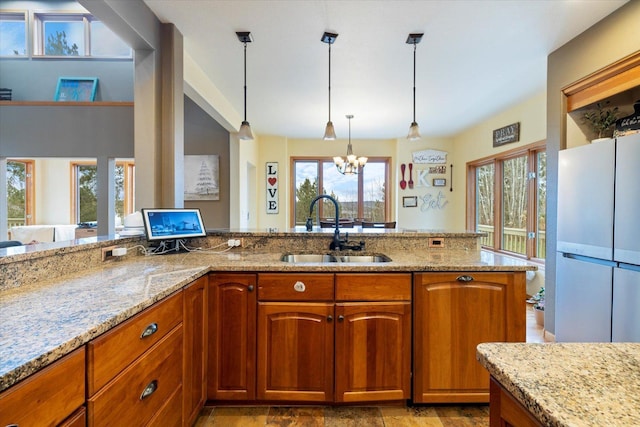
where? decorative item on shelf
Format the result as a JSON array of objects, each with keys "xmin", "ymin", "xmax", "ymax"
[
  {"xmin": 236, "ymin": 31, "xmax": 254, "ymax": 140},
  {"xmin": 54, "ymin": 77, "xmax": 98, "ymax": 101},
  {"xmin": 0, "ymin": 87, "xmax": 12, "ymax": 101},
  {"xmin": 582, "ymin": 101, "xmax": 618, "ymax": 143},
  {"xmin": 614, "ymin": 99, "xmax": 640, "ymax": 138},
  {"xmin": 321, "ymin": 31, "xmax": 338, "ymax": 140},
  {"xmin": 406, "ymin": 33, "xmax": 424, "ymax": 140},
  {"xmin": 334, "ymin": 115, "xmax": 367, "ymax": 175}
]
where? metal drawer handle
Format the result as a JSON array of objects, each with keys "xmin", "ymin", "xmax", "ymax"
[
  {"xmin": 140, "ymin": 322, "xmax": 158, "ymax": 339},
  {"xmin": 327, "ymin": 315, "xmax": 333, "ymax": 322},
  {"xmin": 248, "ymin": 285, "xmax": 254, "ymax": 292},
  {"xmin": 457, "ymin": 275, "xmax": 474, "ymax": 282},
  {"xmin": 338, "ymin": 315, "xmax": 344, "ymax": 322},
  {"xmin": 293, "ymin": 281, "xmax": 306, "ymax": 292},
  {"xmin": 139, "ymin": 379, "xmax": 158, "ymax": 400}
]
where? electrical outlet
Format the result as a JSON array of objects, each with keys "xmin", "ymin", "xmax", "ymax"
[
  {"xmin": 234, "ymin": 238, "xmax": 243, "ymax": 247},
  {"xmin": 101, "ymin": 245, "xmax": 117, "ymax": 261}
]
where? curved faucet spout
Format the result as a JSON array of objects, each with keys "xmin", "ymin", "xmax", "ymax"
[{"xmin": 306, "ymin": 195, "xmax": 342, "ymax": 250}]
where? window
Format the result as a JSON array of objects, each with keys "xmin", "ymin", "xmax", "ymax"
[
  {"xmin": 33, "ymin": 13, "xmax": 131, "ymax": 57},
  {"xmin": 0, "ymin": 11, "xmax": 27, "ymax": 56},
  {"xmin": 467, "ymin": 141, "xmax": 546, "ymax": 261},
  {"xmin": 6, "ymin": 160, "xmax": 34, "ymax": 230},
  {"xmin": 71, "ymin": 161, "xmax": 134, "ymax": 225},
  {"xmin": 292, "ymin": 158, "xmax": 390, "ymax": 226}
]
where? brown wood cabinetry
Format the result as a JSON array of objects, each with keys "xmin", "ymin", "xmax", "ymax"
[
  {"xmin": 208, "ymin": 273, "xmax": 257, "ymax": 400},
  {"xmin": 489, "ymin": 377, "xmax": 543, "ymax": 427},
  {"xmin": 183, "ymin": 275, "xmax": 208, "ymax": 426},
  {"xmin": 0, "ymin": 347, "xmax": 85, "ymax": 427},
  {"xmin": 413, "ymin": 272, "xmax": 526, "ymax": 403},
  {"xmin": 256, "ymin": 273, "xmax": 411, "ymax": 403},
  {"xmin": 86, "ymin": 291, "xmax": 184, "ymax": 427}
]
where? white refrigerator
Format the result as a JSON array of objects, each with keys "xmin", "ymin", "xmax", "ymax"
[{"xmin": 556, "ymin": 133, "xmax": 640, "ymax": 342}]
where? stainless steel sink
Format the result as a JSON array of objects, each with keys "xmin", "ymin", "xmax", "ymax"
[
  {"xmin": 334, "ymin": 254, "xmax": 392, "ymax": 263},
  {"xmin": 280, "ymin": 253, "xmax": 391, "ymax": 263},
  {"xmin": 280, "ymin": 254, "xmax": 336, "ymax": 263}
]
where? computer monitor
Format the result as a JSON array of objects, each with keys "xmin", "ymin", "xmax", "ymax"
[{"xmin": 141, "ymin": 208, "xmax": 207, "ymax": 243}]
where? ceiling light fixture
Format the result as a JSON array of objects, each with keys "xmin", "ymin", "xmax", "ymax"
[
  {"xmin": 406, "ymin": 33, "xmax": 424, "ymax": 141},
  {"xmin": 334, "ymin": 115, "xmax": 367, "ymax": 175},
  {"xmin": 322, "ymin": 32, "xmax": 338, "ymax": 140},
  {"xmin": 236, "ymin": 31, "xmax": 254, "ymax": 140}
]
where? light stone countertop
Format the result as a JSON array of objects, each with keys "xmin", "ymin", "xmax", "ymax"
[
  {"xmin": 0, "ymin": 247, "xmax": 534, "ymax": 392},
  {"xmin": 477, "ymin": 342, "xmax": 640, "ymax": 427}
]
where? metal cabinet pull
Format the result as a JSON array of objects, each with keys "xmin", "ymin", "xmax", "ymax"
[
  {"xmin": 338, "ymin": 315, "xmax": 344, "ymax": 322},
  {"xmin": 139, "ymin": 379, "xmax": 158, "ymax": 400},
  {"xmin": 456, "ymin": 275, "xmax": 474, "ymax": 282},
  {"xmin": 327, "ymin": 315, "xmax": 333, "ymax": 322},
  {"xmin": 248, "ymin": 285, "xmax": 254, "ymax": 292},
  {"xmin": 140, "ymin": 322, "xmax": 158, "ymax": 339}
]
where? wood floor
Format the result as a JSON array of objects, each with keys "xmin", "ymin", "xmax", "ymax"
[{"xmin": 195, "ymin": 306, "xmax": 546, "ymax": 426}]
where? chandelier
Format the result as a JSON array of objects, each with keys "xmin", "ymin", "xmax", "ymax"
[{"xmin": 333, "ymin": 115, "xmax": 367, "ymax": 175}]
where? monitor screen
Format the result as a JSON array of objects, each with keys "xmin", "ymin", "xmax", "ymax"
[{"xmin": 141, "ymin": 208, "xmax": 207, "ymax": 242}]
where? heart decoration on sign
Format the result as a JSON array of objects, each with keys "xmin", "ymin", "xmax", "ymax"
[{"xmin": 268, "ymin": 177, "xmax": 277, "ymax": 186}]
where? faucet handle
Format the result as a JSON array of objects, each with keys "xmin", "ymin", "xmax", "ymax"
[{"xmin": 305, "ymin": 217, "xmax": 313, "ymax": 231}]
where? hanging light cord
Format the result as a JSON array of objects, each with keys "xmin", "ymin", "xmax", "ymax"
[
  {"xmin": 412, "ymin": 41, "xmax": 416, "ymax": 124},
  {"xmin": 243, "ymin": 41, "xmax": 248, "ymax": 122},
  {"xmin": 328, "ymin": 42, "xmax": 332, "ymax": 123}
]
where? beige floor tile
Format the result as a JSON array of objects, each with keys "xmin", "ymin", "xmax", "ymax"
[
  {"xmin": 380, "ymin": 406, "xmax": 445, "ymax": 427},
  {"xmin": 193, "ymin": 407, "xmax": 215, "ymax": 426},
  {"xmin": 324, "ymin": 406, "xmax": 384, "ymax": 427},
  {"xmin": 209, "ymin": 406, "xmax": 269, "ymax": 427},
  {"xmin": 265, "ymin": 406, "xmax": 324, "ymax": 427},
  {"xmin": 434, "ymin": 405, "xmax": 489, "ymax": 427}
]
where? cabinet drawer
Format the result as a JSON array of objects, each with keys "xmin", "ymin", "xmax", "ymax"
[
  {"xmin": 336, "ymin": 273, "xmax": 411, "ymax": 301},
  {"xmin": 88, "ymin": 324, "xmax": 183, "ymax": 427},
  {"xmin": 258, "ymin": 273, "xmax": 334, "ymax": 301},
  {"xmin": 87, "ymin": 291, "xmax": 183, "ymax": 395},
  {"xmin": 0, "ymin": 347, "xmax": 85, "ymax": 427}
]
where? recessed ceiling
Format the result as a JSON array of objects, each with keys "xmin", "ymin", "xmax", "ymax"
[{"xmin": 143, "ymin": 0, "xmax": 628, "ymax": 139}]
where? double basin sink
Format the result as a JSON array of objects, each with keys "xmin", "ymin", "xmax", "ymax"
[{"xmin": 281, "ymin": 253, "xmax": 392, "ymax": 263}]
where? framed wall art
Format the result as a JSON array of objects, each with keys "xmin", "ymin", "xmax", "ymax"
[
  {"xmin": 184, "ymin": 155, "xmax": 220, "ymax": 200},
  {"xmin": 433, "ymin": 178, "xmax": 447, "ymax": 187},
  {"xmin": 402, "ymin": 196, "xmax": 418, "ymax": 208},
  {"xmin": 54, "ymin": 77, "xmax": 98, "ymax": 101}
]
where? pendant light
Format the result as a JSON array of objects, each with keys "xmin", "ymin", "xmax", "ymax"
[
  {"xmin": 322, "ymin": 32, "xmax": 338, "ymax": 140},
  {"xmin": 333, "ymin": 115, "xmax": 367, "ymax": 175},
  {"xmin": 406, "ymin": 33, "xmax": 424, "ymax": 140},
  {"xmin": 236, "ymin": 31, "xmax": 254, "ymax": 140}
]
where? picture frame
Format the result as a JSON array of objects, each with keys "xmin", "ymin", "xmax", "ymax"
[
  {"xmin": 54, "ymin": 77, "xmax": 98, "ymax": 102},
  {"xmin": 402, "ymin": 196, "xmax": 418, "ymax": 208},
  {"xmin": 433, "ymin": 178, "xmax": 447, "ymax": 187},
  {"xmin": 184, "ymin": 155, "xmax": 220, "ymax": 201}
]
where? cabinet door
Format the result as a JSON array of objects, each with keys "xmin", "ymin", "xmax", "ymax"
[
  {"xmin": 335, "ymin": 302, "xmax": 411, "ymax": 402},
  {"xmin": 208, "ymin": 273, "xmax": 257, "ymax": 400},
  {"xmin": 257, "ymin": 302, "xmax": 334, "ymax": 402},
  {"xmin": 183, "ymin": 275, "xmax": 208, "ymax": 425},
  {"xmin": 413, "ymin": 272, "xmax": 525, "ymax": 403}
]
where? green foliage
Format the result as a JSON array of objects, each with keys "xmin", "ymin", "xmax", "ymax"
[
  {"xmin": 7, "ymin": 161, "xmax": 26, "ymax": 220},
  {"xmin": 78, "ymin": 166, "xmax": 97, "ymax": 222},
  {"xmin": 45, "ymin": 30, "xmax": 79, "ymax": 56},
  {"xmin": 583, "ymin": 102, "xmax": 619, "ymax": 139},
  {"xmin": 295, "ymin": 177, "xmax": 318, "ymax": 225}
]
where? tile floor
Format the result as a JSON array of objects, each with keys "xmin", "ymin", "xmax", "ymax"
[{"xmin": 195, "ymin": 307, "xmax": 546, "ymax": 426}]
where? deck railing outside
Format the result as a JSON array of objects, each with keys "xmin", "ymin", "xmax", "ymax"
[{"xmin": 477, "ymin": 225, "xmax": 546, "ymax": 258}]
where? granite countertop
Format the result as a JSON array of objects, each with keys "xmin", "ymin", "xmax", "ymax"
[
  {"xmin": 477, "ymin": 342, "xmax": 640, "ymax": 427},
  {"xmin": 0, "ymin": 248, "xmax": 534, "ymax": 392}
]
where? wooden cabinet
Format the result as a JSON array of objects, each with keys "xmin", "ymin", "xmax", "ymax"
[
  {"xmin": 489, "ymin": 377, "xmax": 543, "ymax": 427},
  {"xmin": 0, "ymin": 347, "xmax": 85, "ymax": 427},
  {"xmin": 413, "ymin": 272, "xmax": 526, "ymax": 403},
  {"xmin": 183, "ymin": 275, "xmax": 208, "ymax": 426},
  {"xmin": 257, "ymin": 273, "xmax": 411, "ymax": 404},
  {"xmin": 208, "ymin": 273, "xmax": 257, "ymax": 400},
  {"xmin": 86, "ymin": 290, "xmax": 184, "ymax": 427}
]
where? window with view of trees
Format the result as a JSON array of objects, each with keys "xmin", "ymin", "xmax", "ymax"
[
  {"xmin": 292, "ymin": 158, "xmax": 389, "ymax": 226},
  {"xmin": 72, "ymin": 161, "xmax": 134, "ymax": 225},
  {"xmin": 468, "ymin": 142, "xmax": 546, "ymax": 261},
  {"xmin": 6, "ymin": 160, "xmax": 34, "ymax": 229},
  {"xmin": 33, "ymin": 13, "xmax": 131, "ymax": 57}
]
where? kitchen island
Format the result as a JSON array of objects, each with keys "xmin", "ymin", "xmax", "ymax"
[{"xmin": 477, "ymin": 342, "xmax": 640, "ymax": 427}]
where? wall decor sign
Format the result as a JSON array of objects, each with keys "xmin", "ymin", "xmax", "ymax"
[
  {"xmin": 433, "ymin": 178, "xmax": 446, "ymax": 187},
  {"xmin": 184, "ymin": 155, "xmax": 219, "ymax": 200},
  {"xmin": 402, "ymin": 196, "xmax": 418, "ymax": 208},
  {"xmin": 493, "ymin": 122, "xmax": 520, "ymax": 147},
  {"xmin": 420, "ymin": 191, "xmax": 449, "ymax": 212},
  {"xmin": 266, "ymin": 162, "xmax": 279, "ymax": 214},
  {"xmin": 54, "ymin": 77, "xmax": 98, "ymax": 101},
  {"xmin": 412, "ymin": 149, "xmax": 447, "ymax": 164},
  {"xmin": 428, "ymin": 165, "xmax": 446, "ymax": 174}
]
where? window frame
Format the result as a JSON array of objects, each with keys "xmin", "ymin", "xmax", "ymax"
[
  {"xmin": 0, "ymin": 10, "xmax": 28, "ymax": 57},
  {"xmin": 290, "ymin": 156, "xmax": 391, "ymax": 227},
  {"xmin": 70, "ymin": 160, "xmax": 135, "ymax": 224},
  {"xmin": 466, "ymin": 140, "xmax": 546, "ymax": 262},
  {"xmin": 6, "ymin": 159, "xmax": 35, "ymax": 227}
]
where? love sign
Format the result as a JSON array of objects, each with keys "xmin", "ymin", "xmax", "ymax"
[{"xmin": 266, "ymin": 162, "xmax": 279, "ymax": 214}]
